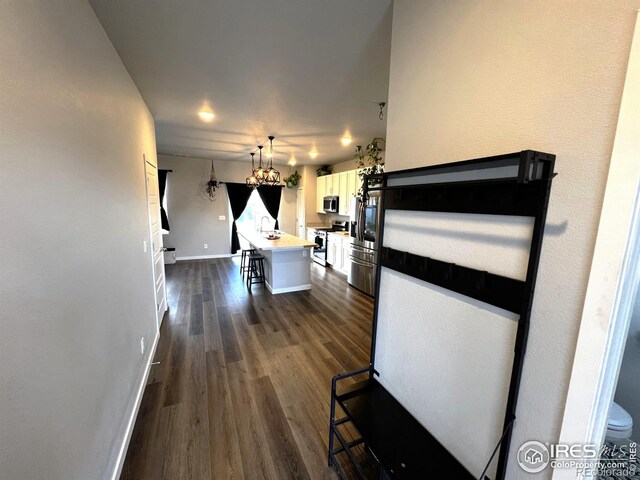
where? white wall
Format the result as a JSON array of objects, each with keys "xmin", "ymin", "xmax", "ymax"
[
  {"xmin": 554, "ymin": 15, "xmax": 640, "ymax": 467},
  {"xmin": 615, "ymin": 292, "xmax": 640, "ymax": 441},
  {"xmin": 382, "ymin": 1, "xmax": 640, "ymax": 477},
  {"xmin": 158, "ymin": 155, "xmax": 297, "ymax": 257},
  {"xmin": 0, "ymin": 2, "xmax": 158, "ymax": 479},
  {"xmin": 330, "ymin": 158, "xmax": 357, "ymax": 174},
  {"xmin": 298, "ymin": 165, "xmax": 324, "ymax": 226}
]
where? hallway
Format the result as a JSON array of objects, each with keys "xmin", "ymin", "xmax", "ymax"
[{"xmin": 120, "ymin": 258, "xmax": 374, "ymax": 479}]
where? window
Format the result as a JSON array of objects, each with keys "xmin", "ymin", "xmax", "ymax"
[
  {"xmin": 236, "ymin": 190, "xmax": 275, "ymax": 249},
  {"xmin": 161, "ymin": 178, "xmax": 169, "ymax": 235}
]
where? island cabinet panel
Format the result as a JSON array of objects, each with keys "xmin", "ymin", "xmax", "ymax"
[{"xmin": 238, "ymin": 230, "xmax": 315, "ymax": 294}]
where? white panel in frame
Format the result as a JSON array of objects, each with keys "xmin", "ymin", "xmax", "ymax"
[
  {"xmin": 374, "ymin": 268, "xmax": 518, "ymax": 479},
  {"xmin": 383, "ymin": 210, "xmax": 533, "ymax": 282}
]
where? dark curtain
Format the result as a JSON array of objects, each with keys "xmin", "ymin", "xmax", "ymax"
[
  {"xmin": 158, "ymin": 169, "xmax": 170, "ymax": 231},
  {"xmin": 257, "ymin": 185, "xmax": 283, "ymax": 230},
  {"xmin": 226, "ymin": 183, "xmax": 253, "ymax": 254}
]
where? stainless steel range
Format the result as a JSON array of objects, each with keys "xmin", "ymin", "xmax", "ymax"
[{"xmin": 312, "ymin": 221, "xmax": 348, "ymax": 266}]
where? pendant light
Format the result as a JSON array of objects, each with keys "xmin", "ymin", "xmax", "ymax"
[
  {"xmin": 264, "ymin": 135, "xmax": 281, "ymax": 186},
  {"xmin": 246, "ymin": 152, "xmax": 259, "ymax": 188},
  {"xmin": 254, "ymin": 145, "xmax": 267, "ymax": 185}
]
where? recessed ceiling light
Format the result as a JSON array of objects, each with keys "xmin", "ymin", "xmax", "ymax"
[
  {"xmin": 198, "ymin": 110, "xmax": 215, "ymax": 122},
  {"xmin": 309, "ymin": 150, "xmax": 318, "ymax": 159},
  {"xmin": 341, "ymin": 135, "xmax": 353, "ymax": 146},
  {"xmin": 288, "ymin": 155, "xmax": 297, "ymax": 166}
]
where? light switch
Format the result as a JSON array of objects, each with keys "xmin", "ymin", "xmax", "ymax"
[
  {"xmin": 143, "ymin": 240, "xmax": 147, "ymax": 253},
  {"xmin": 218, "ymin": 215, "xmax": 226, "ymax": 221}
]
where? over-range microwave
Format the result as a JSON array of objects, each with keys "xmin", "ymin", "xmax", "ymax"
[{"xmin": 323, "ymin": 196, "xmax": 339, "ymax": 213}]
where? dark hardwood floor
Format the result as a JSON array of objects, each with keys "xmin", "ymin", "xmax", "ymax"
[{"xmin": 120, "ymin": 257, "xmax": 374, "ymax": 480}]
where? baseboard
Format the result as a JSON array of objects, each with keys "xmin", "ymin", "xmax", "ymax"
[
  {"xmin": 175, "ymin": 254, "xmax": 231, "ymax": 260},
  {"xmin": 266, "ymin": 281, "xmax": 312, "ymax": 294},
  {"xmin": 110, "ymin": 329, "xmax": 160, "ymax": 480}
]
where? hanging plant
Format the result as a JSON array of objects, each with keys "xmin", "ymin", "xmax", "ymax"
[
  {"xmin": 354, "ymin": 137, "xmax": 385, "ymax": 197},
  {"xmin": 205, "ymin": 160, "xmax": 220, "ymax": 201},
  {"xmin": 283, "ymin": 170, "xmax": 301, "ymax": 188}
]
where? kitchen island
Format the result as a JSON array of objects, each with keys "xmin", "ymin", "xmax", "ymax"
[{"xmin": 238, "ymin": 230, "xmax": 317, "ymax": 294}]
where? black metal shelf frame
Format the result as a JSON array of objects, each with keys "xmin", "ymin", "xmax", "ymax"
[{"xmin": 328, "ymin": 150, "xmax": 556, "ymax": 480}]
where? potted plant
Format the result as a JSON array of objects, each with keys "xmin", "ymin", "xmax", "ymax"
[
  {"xmin": 283, "ymin": 170, "xmax": 301, "ymax": 188},
  {"xmin": 316, "ymin": 165, "xmax": 332, "ymax": 177},
  {"xmin": 354, "ymin": 137, "xmax": 385, "ymax": 196},
  {"xmin": 205, "ymin": 161, "xmax": 220, "ymax": 201}
]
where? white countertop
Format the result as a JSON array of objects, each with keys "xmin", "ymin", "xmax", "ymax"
[{"xmin": 239, "ymin": 230, "xmax": 317, "ymax": 251}]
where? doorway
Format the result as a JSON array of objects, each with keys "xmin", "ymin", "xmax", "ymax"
[{"xmin": 144, "ymin": 156, "xmax": 167, "ymax": 330}]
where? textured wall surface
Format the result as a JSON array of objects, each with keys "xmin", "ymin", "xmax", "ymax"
[
  {"xmin": 158, "ymin": 155, "xmax": 297, "ymax": 257},
  {"xmin": 0, "ymin": 1, "xmax": 158, "ymax": 478},
  {"xmin": 382, "ymin": 1, "xmax": 640, "ymax": 477}
]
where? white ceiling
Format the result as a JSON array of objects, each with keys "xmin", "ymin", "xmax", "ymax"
[{"xmin": 89, "ymin": 0, "xmax": 393, "ymax": 166}]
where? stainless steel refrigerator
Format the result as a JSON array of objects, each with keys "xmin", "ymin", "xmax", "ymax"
[{"xmin": 348, "ymin": 191, "xmax": 382, "ymax": 297}]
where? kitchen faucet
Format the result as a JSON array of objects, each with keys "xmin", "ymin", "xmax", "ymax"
[{"xmin": 260, "ymin": 216, "xmax": 271, "ymax": 233}]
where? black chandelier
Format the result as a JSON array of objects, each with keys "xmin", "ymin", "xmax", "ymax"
[
  {"xmin": 245, "ymin": 136, "xmax": 280, "ymax": 188},
  {"xmin": 245, "ymin": 152, "xmax": 259, "ymax": 188},
  {"xmin": 263, "ymin": 136, "xmax": 280, "ymax": 186}
]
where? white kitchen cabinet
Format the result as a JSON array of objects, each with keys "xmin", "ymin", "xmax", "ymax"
[
  {"xmin": 326, "ymin": 233, "xmax": 337, "ymax": 266},
  {"xmin": 324, "ymin": 174, "xmax": 332, "ymax": 195},
  {"xmin": 307, "ymin": 227, "xmax": 316, "ymax": 242},
  {"xmin": 341, "ymin": 236, "xmax": 351, "ymax": 274},
  {"xmin": 321, "ymin": 172, "xmax": 341, "ymax": 196},
  {"xmin": 338, "ymin": 172, "xmax": 349, "ymax": 215},
  {"xmin": 327, "ymin": 233, "xmax": 351, "ymax": 274},
  {"xmin": 330, "ymin": 174, "xmax": 340, "ymax": 196},
  {"xmin": 347, "ymin": 170, "xmax": 358, "ymax": 200},
  {"xmin": 355, "ymin": 169, "xmax": 365, "ymax": 197},
  {"xmin": 316, "ymin": 175, "xmax": 326, "ymax": 213},
  {"xmin": 317, "ymin": 168, "xmax": 365, "ymax": 217}
]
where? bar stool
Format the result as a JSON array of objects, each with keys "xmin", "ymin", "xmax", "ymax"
[
  {"xmin": 240, "ymin": 248, "xmax": 256, "ymax": 279},
  {"xmin": 246, "ymin": 253, "xmax": 265, "ymax": 293}
]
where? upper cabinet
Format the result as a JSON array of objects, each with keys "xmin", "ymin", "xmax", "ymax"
[
  {"xmin": 316, "ymin": 175, "xmax": 326, "ymax": 213},
  {"xmin": 338, "ymin": 172, "xmax": 349, "ymax": 215},
  {"xmin": 330, "ymin": 174, "xmax": 340, "ymax": 196},
  {"xmin": 316, "ymin": 168, "xmax": 363, "ymax": 216}
]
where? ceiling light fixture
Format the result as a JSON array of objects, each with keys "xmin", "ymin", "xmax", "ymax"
[
  {"xmin": 288, "ymin": 155, "xmax": 296, "ymax": 166},
  {"xmin": 254, "ymin": 145, "xmax": 267, "ymax": 185},
  {"xmin": 246, "ymin": 152, "xmax": 259, "ymax": 188},
  {"xmin": 309, "ymin": 150, "xmax": 318, "ymax": 159},
  {"xmin": 264, "ymin": 136, "xmax": 281, "ymax": 186},
  {"xmin": 198, "ymin": 110, "xmax": 215, "ymax": 122},
  {"xmin": 341, "ymin": 135, "xmax": 353, "ymax": 147}
]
